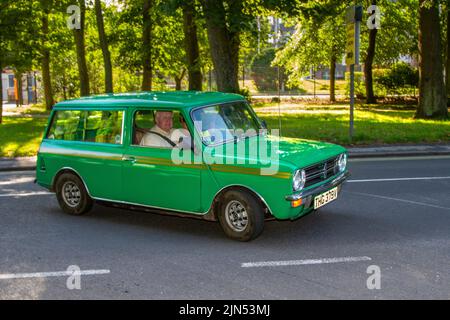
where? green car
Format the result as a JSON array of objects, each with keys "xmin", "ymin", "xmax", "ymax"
[{"xmin": 36, "ymin": 91, "xmax": 349, "ymax": 241}]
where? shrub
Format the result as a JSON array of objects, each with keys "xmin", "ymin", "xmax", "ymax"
[
  {"xmin": 375, "ymin": 62, "xmax": 418, "ymax": 96},
  {"xmin": 345, "ymin": 71, "xmax": 366, "ymax": 98}
]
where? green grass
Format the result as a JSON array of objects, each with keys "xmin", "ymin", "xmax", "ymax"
[
  {"xmin": 301, "ymin": 79, "xmax": 347, "ymax": 95},
  {"xmin": 5, "ymin": 103, "xmax": 50, "ymax": 116},
  {"xmin": 0, "ymin": 102, "xmax": 449, "ymax": 157},
  {"xmin": 0, "ymin": 117, "xmax": 49, "ymax": 157},
  {"xmin": 256, "ymin": 106, "xmax": 450, "ymax": 146}
]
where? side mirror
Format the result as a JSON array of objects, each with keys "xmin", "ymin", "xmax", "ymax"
[{"xmin": 261, "ymin": 120, "xmax": 267, "ymax": 129}]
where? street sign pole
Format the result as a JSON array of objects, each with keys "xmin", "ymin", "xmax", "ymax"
[
  {"xmin": 349, "ymin": 64, "xmax": 355, "ymax": 139},
  {"xmin": 346, "ymin": 5, "xmax": 362, "ymax": 142}
]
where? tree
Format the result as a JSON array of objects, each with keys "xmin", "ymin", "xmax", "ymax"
[
  {"xmin": 416, "ymin": 0, "xmax": 447, "ymax": 119},
  {"xmin": 201, "ymin": 0, "xmax": 242, "ymax": 93},
  {"xmin": 274, "ymin": 12, "xmax": 345, "ymax": 101},
  {"xmin": 39, "ymin": 0, "xmax": 55, "ymax": 109},
  {"xmin": 94, "ymin": 0, "xmax": 113, "ymax": 93},
  {"xmin": 73, "ymin": 0, "xmax": 90, "ymax": 96},
  {"xmin": 0, "ymin": 0, "xmax": 34, "ymax": 112},
  {"xmin": 360, "ymin": 0, "xmax": 419, "ymax": 102},
  {"xmin": 142, "ymin": 0, "xmax": 153, "ymax": 91},
  {"xmin": 364, "ymin": 0, "xmax": 378, "ymax": 104},
  {"xmin": 182, "ymin": 0, "xmax": 202, "ymax": 90},
  {"xmin": 446, "ymin": 0, "xmax": 450, "ymax": 99}
]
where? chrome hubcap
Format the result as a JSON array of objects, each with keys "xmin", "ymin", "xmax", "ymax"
[
  {"xmin": 62, "ymin": 181, "xmax": 81, "ymax": 207},
  {"xmin": 225, "ymin": 200, "xmax": 248, "ymax": 232}
]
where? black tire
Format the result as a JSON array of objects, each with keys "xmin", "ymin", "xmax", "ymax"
[
  {"xmin": 55, "ymin": 172, "xmax": 93, "ymax": 215},
  {"xmin": 217, "ymin": 190, "xmax": 264, "ymax": 241}
]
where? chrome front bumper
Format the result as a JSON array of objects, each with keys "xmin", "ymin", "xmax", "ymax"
[{"xmin": 285, "ymin": 171, "xmax": 350, "ymax": 202}]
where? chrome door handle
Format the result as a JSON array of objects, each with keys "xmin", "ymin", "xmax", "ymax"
[{"xmin": 122, "ymin": 156, "xmax": 136, "ymax": 163}]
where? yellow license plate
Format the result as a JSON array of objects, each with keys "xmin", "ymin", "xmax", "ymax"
[{"xmin": 314, "ymin": 187, "xmax": 338, "ymax": 209}]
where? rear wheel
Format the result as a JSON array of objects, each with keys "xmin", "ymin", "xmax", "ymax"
[
  {"xmin": 55, "ymin": 173, "xmax": 93, "ymax": 215},
  {"xmin": 217, "ymin": 190, "xmax": 264, "ymax": 241}
]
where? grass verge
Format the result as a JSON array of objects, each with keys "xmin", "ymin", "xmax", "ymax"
[
  {"xmin": 0, "ymin": 102, "xmax": 448, "ymax": 157},
  {"xmin": 256, "ymin": 105, "xmax": 450, "ymax": 145},
  {"xmin": 0, "ymin": 117, "xmax": 49, "ymax": 157}
]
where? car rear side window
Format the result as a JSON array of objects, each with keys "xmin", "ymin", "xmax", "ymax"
[{"xmin": 47, "ymin": 110, "xmax": 124, "ymax": 145}]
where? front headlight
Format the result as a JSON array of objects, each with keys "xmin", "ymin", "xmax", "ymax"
[
  {"xmin": 293, "ymin": 169, "xmax": 306, "ymax": 191},
  {"xmin": 337, "ymin": 153, "xmax": 347, "ymax": 172}
]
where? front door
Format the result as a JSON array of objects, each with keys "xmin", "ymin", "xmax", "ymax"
[{"xmin": 122, "ymin": 108, "xmax": 202, "ymax": 213}]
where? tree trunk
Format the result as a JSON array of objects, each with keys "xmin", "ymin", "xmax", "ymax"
[
  {"xmin": 202, "ymin": 0, "xmax": 240, "ymax": 93},
  {"xmin": 174, "ymin": 69, "xmax": 186, "ymax": 91},
  {"xmin": 364, "ymin": 0, "xmax": 377, "ymax": 104},
  {"xmin": 416, "ymin": 0, "xmax": 448, "ymax": 119},
  {"xmin": 142, "ymin": 0, "xmax": 153, "ymax": 91},
  {"xmin": 228, "ymin": 0, "xmax": 241, "ymax": 90},
  {"xmin": 0, "ymin": 61, "xmax": 3, "ymax": 124},
  {"xmin": 446, "ymin": 0, "xmax": 450, "ymax": 101},
  {"xmin": 95, "ymin": 0, "xmax": 113, "ymax": 93},
  {"xmin": 182, "ymin": 1, "xmax": 202, "ymax": 91},
  {"xmin": 41, "ymin": 6, "xmax": 54, "ymax": 110},
  {"xmin": 330, "ymin": 54, "xmax": 336, "ymax": 102},
  {"xmin": 15, "ymin": 72, "xmax": 23, "ymax": 107},
  {"xmin": 62, "ymin": 71, "xmax": 68, "ymax": 100},
  {"xmin": 74, "ymin": 0, "xmax": 90, "ymax": 96}
]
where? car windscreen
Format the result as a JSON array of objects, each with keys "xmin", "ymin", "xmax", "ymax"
[{"xmin": 191, "ymin": 101, "xmax": 263, "ymax": 146}]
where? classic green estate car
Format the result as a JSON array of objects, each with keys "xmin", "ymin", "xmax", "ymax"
[{"xmin": 36, "ymin": 91, "xmax": 349, "ymax": 241}]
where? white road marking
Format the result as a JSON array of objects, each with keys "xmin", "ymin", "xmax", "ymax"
[
  {"xmin": 0, "ymin": 191, "xmax": 53, "ymax": 197},
  {"xmin": 0, "ymin": 269, "xmax": 110, "ymax": 280},
  {"xmin": 0, "ymin": 176, "xmax": 36, "ymax": 186},
  {"xmin": 348, "ymin": 176, "xmax": 450, "ymax": 183},
  {"xmin": 241, "ymin": 256, "xmax": 372, "ymax": 268},
  {"xmin": 0, "ymin": 170, "xmax": 35, "ymax": 176},
  {"xmin": 349, "ymin": 191, "xmax": 450, "ymax": 211},
  {"xmin": 349, "ymin": 155, "xmax": 450, "ymax": 162}
]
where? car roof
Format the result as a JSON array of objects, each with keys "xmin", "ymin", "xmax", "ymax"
[{"xmin": 54, "ymin": 91, "xmax": 245, "ymax": 110}]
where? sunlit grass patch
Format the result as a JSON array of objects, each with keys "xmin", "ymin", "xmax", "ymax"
[
  {"xmin": 0, "ymin": 117, "xmax": 48, "ymax": 157},
  {"xmin": 257, "ymin": 106, "xmax": 450, "ymax": 146}
]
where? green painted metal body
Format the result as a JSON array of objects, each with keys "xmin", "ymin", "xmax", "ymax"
[{"xmin": 36, "ymin": 91, "xmax": 348, "ymax": 220}]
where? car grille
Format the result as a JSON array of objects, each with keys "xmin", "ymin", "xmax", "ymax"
[{"xmin": 304, "ymin": 155, "xmax": 340, "ymax": 188}]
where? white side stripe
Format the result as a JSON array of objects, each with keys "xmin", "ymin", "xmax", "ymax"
[
  {"xmin": 241, "ymin": 256, "xmax": 372, "ymax": 268},
  {"xmin": 0, "ymin": 269, "xmax": 110, "ymax": 280}
]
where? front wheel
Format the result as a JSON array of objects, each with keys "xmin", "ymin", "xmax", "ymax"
[
  {"xmin": 217, "ymin": 190, "xmax": 264, "ymax": 241},
  {"xmin": 55, "ymin": 173, "xmax": 93, "ymax": 215}
]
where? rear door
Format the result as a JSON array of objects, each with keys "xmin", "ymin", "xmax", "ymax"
[{"xmin": 42, "ymin": 108, "xmax": 125, "ymax": 200}]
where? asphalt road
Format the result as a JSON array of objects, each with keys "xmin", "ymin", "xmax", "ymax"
[{"xmin": 0, "ymin": 156, "xmax": 449, "ymax": 300}]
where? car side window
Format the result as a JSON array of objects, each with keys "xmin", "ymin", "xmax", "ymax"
[
  {"xmin": 47, "ymin": 110, "xmax": 84, "ymax": 141},
  {"xmin": 85, "ymin": 110, "xmax": 124, "ymax": 144},
  {"xmin": 47, "ymin": 110, "xmax": 124, "ymax": 145},
  {"xmin": 133, "ymin": 109, "xmax": 190, "ymax": 149}
]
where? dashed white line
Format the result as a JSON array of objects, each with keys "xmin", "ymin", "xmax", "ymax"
[
  {"xmin": 0, "ymin": 269, "xmax": 110, "ymax": 280},
  {"xmin": 0, "ymin": 177, "xmax": 36, "ymax": 186},
  {"xmin": 241, "ymin": 256, "xmax": 372, "ymax": 268},
  {"xmin": 348, "ymin": 176, "xmax": 450, "ymax": 183},
  {"xmin": 348, "ymin": 191, "xmax": 450, "ymax": 211},
  {"xmin": 0, "ymin": 170, "xmax": 36, "ymax": 176},
  {"xmin": 349, "ymin": 155, "xmax": 450, "ymax": 162}
]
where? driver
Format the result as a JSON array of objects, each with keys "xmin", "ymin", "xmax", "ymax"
[{"xmin": 140, "ymin": 111, "xmax": 176, "ymax": 147}]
